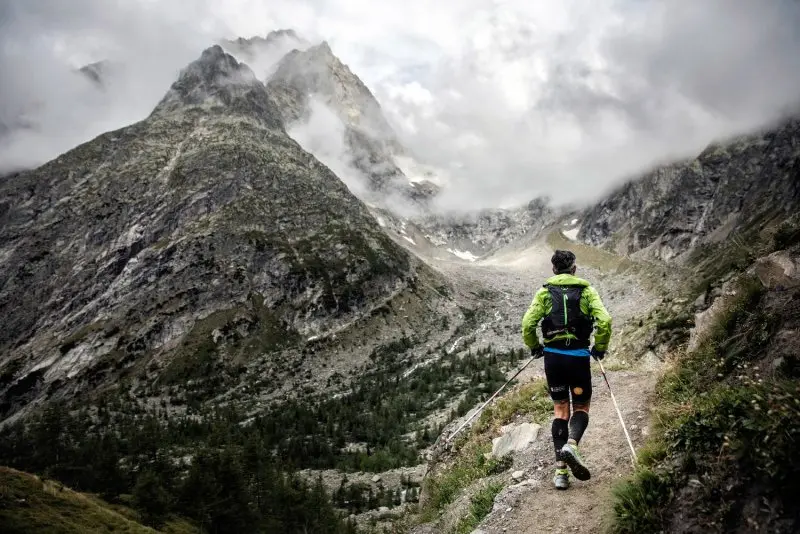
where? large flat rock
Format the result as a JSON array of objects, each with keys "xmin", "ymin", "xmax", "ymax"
[{"xmin": 491, "ymin": 422, "xmax": 541, "ymax": 458}]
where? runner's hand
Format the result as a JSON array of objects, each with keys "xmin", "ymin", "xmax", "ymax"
[
  {"xmin": 531, "ymin": 347, "xmax": 544, "ymax": 359},
  {"xmin": 590, "ymin": 347, "xmax": 605, "ymax": 361}
]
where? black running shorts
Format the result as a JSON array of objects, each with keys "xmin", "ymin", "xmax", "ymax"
[{"xmin": 543, "ymin": 352, "xmax": 592, "ymax": 404}]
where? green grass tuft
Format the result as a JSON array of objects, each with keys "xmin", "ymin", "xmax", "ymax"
[
  {"xmin": 474, "ymin": 378, "xmax": 551, "ymax": 434},
  {"xmin": 609, "ymin": 469, "xmax": 671, "ymax": 534},
  {"xmin": 454, "ymin": 482, "xmax": 504, "ymax": 534},
  {"xmin": 421, "ymin": 444, "xmax": 511, "ymax": 523}
]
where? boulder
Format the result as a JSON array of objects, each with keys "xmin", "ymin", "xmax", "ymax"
[
  {"xmin": 491, "ymin": 423, "xmax": 541, "ymax": 458},
  {"xmin": 753, "ymin": 251, "xmax": 800, "ymax": 289}
]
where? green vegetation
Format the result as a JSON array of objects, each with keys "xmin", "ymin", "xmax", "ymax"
[
  {"xmin": 255, "ymin": 345, "xmax": 527, "ymax": 472},
  {"xmin": 609, "ymin": 275, "xmax": 800, "ymax": 533},
  {"xmin": 0, "ymin": 343, "xmax": 530, "ymax": 531},
  {"xmin": 332, "ymin": 476, "xmax": 420, "ymax": 516},
  {"xmin": 419, "ymin": 378, "xmax": 550, "ymax": 530},
  {"xmin": 474, "ymin": 379, "xmax": 551, "ymax": 434},
  {"xmin": 454, "ymin": 482, "xmax": 504, "ymax": 534},
  {"xmin": 421, "ymin": 444, "xmax": 511, "ymax": 523},
  {"xmin": 609, "ymin": 469, "xmax": 671, "ymax": 533},
  {"xmin": 0, "ymin": 406, "xmax": 359, "ymax": 534},
  {"xmin": 0, "ymin": 466, "xmax": 168, "ymax": 534}
]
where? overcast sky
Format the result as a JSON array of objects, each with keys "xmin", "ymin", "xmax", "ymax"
[{"xmin": 2, "ymin": 0, "xmax": 800, "ymax": 209}]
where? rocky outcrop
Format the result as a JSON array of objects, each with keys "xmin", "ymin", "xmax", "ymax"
[
  {"xmin": 268, "ymin": 42, "xmax": 398, "ymax": 144},
  {"xmin": 0, "ymin": 45, "xmax": 433, "ymax": 420},
  {"xmin": 266, "ymin": 42, "xmax": 425, "ymax": 205},
  {"xmin": 752, "ymin": 251, "xmax": 800, "ymax": 290},
  {"xmin": 579, "ymin": 117, "xmax": 800, "ymax": 261},
  {"xmin": 220, "ymin": 29, "xmax": 310, "ymax": 79},
  {"xmin": 412, "ymin": 198, "xmax": 557, "ymax": 256}
]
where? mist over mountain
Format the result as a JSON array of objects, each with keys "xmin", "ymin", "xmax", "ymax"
[{"xmin": 3, "ymin": 0, "xmax": 799, "ymax": 210}]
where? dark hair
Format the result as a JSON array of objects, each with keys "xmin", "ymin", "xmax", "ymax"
[{"xmin": 551, "ymin": 249, "xmax": 576, "ymax": 274}]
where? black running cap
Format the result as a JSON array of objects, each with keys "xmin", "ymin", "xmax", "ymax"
[{"xmin": 551, "ymin": 250, "xmax": 576, "ymax": 273}]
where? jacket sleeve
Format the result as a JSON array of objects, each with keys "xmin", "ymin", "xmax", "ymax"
[
  {"xmin": 521, "ymin": 288, "xmax": 549, "ymax": 348},
  {"xmin": 585, "ymin": 286, "xmax": 612, "ymax": 351}
]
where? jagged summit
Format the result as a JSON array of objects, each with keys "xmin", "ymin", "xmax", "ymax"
[
  {"xmin": 263, "ymin": 37, "xmax": 432, "ymax": 206},
  {"xmin": 269, "ymin": 41, "xmax": 396, "ymax": 141},
  {"xmin": 151, "ymin": 45, "xmax": 283, "ymax": 129},
  {"xmin": 306, "ymin": 40, "xmax": 335, "ymax": 60},
  {"xmin": 223, "ymin": 29, "xmax": 307, "ymax": 50},
  {"xmin": 220, "ymin": 29, "xmax": 310, "ymax": 80}
]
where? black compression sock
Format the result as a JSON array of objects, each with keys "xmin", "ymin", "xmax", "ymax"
[
  {"xmin": 569, "ymin": 411, "xmax": 589, "ymax": 444},
  {"xmin": 552, "ymin": 418, "xmax": 568, "ymax": 461}
]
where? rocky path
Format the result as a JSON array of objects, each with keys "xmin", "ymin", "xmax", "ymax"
[{"xmin": 478, "ymin": 368, "xmax": 656, "ymax": 534}]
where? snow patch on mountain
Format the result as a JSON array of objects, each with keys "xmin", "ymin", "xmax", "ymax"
[{"xmin": 447, "ymin": 248, "xmax": 479, "ymax": 262}]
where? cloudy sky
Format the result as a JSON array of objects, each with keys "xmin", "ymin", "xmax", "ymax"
[{"xmin": 2, "ymin": 0, "xmax": 800, "ymax": 209}]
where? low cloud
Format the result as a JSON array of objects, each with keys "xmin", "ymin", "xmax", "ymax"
[
  {"xmin": 2, "ymin": 0, "xmax": 799, "ymax": 212},
  {"xmin": 286, "ymin": 96, "xmax": 371, "ymax": 199},
  {"xmin": 0, "ymin": 0, "xmax": 219, "ymax": 173}
]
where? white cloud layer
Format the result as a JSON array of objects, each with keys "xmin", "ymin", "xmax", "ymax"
[{"xmin": 2, "ymin": 0, "xmax": 800, "ymax": 209}]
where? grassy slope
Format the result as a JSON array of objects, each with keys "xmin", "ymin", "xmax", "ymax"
[
  {"xmin": 609, "ymin": 230, "xmax": 800, "ymax": 533},
  {"xmin": 0, "ymin": 467, "xmax": 196, "ymax": 534}
]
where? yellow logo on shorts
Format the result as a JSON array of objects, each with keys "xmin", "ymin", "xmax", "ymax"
[{"xmin": 573, "ymin": 387, "xmax": 584, "ymax": 395}]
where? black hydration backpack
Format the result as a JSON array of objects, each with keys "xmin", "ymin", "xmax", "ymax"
[{"xmin": 540, "ymin": 284, "xmax": 595, "ymax": 349}]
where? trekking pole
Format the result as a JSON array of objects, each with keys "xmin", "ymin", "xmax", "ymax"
[
  {"xmin": 445, "ymin": 354, "xmax": 537, "ymax": 444},
  {"xmin": 596, "ymin": 359, "xmax": 638, "ymax": 466}
]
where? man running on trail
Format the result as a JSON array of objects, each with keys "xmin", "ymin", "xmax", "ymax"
[{"xmin": 521, "ymin": 249, "xmax": 612, "ymax": 490}]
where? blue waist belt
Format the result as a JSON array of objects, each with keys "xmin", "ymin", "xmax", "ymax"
[{"xmin": 544, "ymin": 347, "xmax": 591, "ymax": 357}]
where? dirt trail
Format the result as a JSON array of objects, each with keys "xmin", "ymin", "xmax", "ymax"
[
  {"xmin": 480, "ymin": 368, "xmax": 656, "ymax": 534},
  {"xmin": 420, "ymin": 232, "xmax": 661, "ymax": 534}
]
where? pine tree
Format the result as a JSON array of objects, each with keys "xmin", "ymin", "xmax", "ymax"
[{"xmin": 133, "ymin": 470, "xmax": 171, "ymax": 528}]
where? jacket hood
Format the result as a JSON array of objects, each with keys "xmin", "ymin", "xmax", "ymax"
[{"xmin": 545, "ymin": 274, "xmax": 591, "ymax": 287}]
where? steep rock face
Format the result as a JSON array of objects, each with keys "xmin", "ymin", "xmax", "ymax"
[
  {"xmin": 266, "ymin": 42, "xmax": 424, "ymax": 204},
  {"xmin": 0, "ymin": 45, "xmax": 424, "ymax": 419},
  {"xmin": 412, "ymin": 198, "xmax": 557, "ymax": 257},
  {"xmin": 579, "ymin": 117, "xmax": 800, "ymax": 261},
  {"xmin": 269, "ymin": 42, "xmax": 397, "ymax": 143}
]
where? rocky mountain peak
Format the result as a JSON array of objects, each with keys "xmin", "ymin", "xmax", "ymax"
[
  {"xmin": 220, "ymin": 29, "xmax": 310, "ymax": 80},
  {"xmin": 307, "ymin": 41, "xmax": 335, "ymax": 62},
  {"xmin": 0, "ymin": 43, "xmax": 443, "ymax": 425},
  {"xmin": 151, "ymin": 45, "xmax": 282, "ymax": 129},
  {"xmin": 269, "ymin": 41, "xmax": 396, "ymax": 141},
  {"xmin": 234, "ymin": 28, "xmax": 304, "ymax": 47}
]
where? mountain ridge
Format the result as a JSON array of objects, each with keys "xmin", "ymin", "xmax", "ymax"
[{"xmin": 0, "ymin": 44, "xmax": 446, "ymax": 424}]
